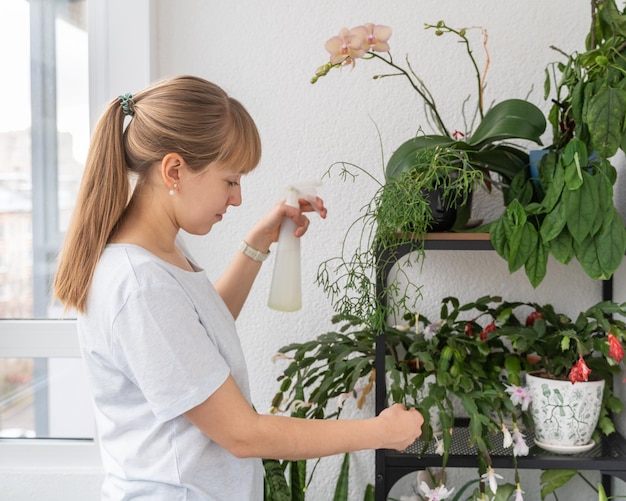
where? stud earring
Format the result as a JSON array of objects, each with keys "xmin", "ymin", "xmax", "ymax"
[{"xmin": 169, "ymin": 183, "xmax": 178, "ymax": 196}]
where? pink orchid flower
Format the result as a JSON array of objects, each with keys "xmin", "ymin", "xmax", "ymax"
[
  {"xmin": 325, "ymin": 27, "xmax": 366, "ymax": 66},
  {"xmin": 351, "ymin": 23, "xmax": 392, "ymax": 52}
]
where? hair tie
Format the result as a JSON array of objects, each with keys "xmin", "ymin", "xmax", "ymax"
[{"xmin": 118, "ymin": 93, "xmax": 135, "ymax": 117}]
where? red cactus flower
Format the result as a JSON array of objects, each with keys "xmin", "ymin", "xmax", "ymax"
[
  {"xmin": 608, "ymin": 333, "xmax": 624, "ymax": 363},
  {"xmin": 480, "ymin": 321, "xmax": 496, "ymax": 341},
  {"xmin": 568, "ymin": 357, "xmax": 592, "ymax": 384},
  {"xmin": 464, "ymin": 322, "xmax": 474, "ymax": 337},
  {"xmin": 525, "ymin": 311, "xmax": 543, "ymax": 327}
]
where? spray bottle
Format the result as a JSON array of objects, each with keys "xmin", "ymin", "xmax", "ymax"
[{"xmin": 268, "ymin": 181, "xmax": 321, "ymax": 312}]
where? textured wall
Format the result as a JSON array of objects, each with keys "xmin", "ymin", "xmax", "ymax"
[{"xmin": 5, "ymin": 1, "xmax": 626, "ymax": 499}]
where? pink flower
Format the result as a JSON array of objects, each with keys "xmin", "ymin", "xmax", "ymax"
[
  {"xmin": 424, "ymin": 320, "xmax": 442, "ymax": 341},
  {"xmin": 512, "ymin": 424, "xmax": 529, "ymax": 457},
  {"xmin": 608, "ymin": 333, "xmax": 624, "ymax": 363},
  {"xmin": 351, "ymin": 23, "xmax": 392, "ymax": 52},
  {"xmin": 419, "ymin": 481, "xmax": 455, "ymax": 501},
  {"xmin": 568, "ymin": 357, "xmax": 592, "ymax": 383},
  {"xmin": 325, "ymin": 27, "xmax": 366, "ymax": 66},
  {"xmin": 505, "ymin": 384, "xmax": 531, "ymax": 411}
]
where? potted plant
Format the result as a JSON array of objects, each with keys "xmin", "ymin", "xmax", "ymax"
[
  {"xmin": 489, "ymin": 0, "xmax": 626, "ymax": 287},
  {"xmin": 270, "ymin": 296, "xmax": 626, "ymax": 500},
  {"xmin": 312, "ymin": 21, "xmax": 546, "ymax": 329}
]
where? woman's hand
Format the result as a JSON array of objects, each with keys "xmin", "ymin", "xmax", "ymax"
[
  {"xmin": 245, "ymin": 197, "xmax": 327, "ymax": 253},
  {"xmin": 376, "ymin": 403, "xmax": 424, "ymax": 451}
]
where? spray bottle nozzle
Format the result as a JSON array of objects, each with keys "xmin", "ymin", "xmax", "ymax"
[{"xmin": 284, "ymin": 180, "xmax": 322, "ymax": 212}]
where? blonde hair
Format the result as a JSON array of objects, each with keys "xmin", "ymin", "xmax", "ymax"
[{"xmin": 53, "ymin": 75, "xmax": 262, "ymax": 312}]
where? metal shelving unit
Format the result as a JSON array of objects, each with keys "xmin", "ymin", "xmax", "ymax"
[{"xmin": 373, "ymin": 233, "xmax": 626, "ymax": 500}]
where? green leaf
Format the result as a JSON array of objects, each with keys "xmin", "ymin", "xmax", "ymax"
[
  {"xmin": 263, "ymin": 459, "xmax": 291, "ymax": 501},
  {"xmin": 550, "ymin": 230, "xmax": 574, "ymax": 264},
  {"xmin": 467, "ymin": 146, "xmax": 528, "ymax": 183},
  {"xmin": 469, "ymin": 99, "xmax": 546, "ymax": 147},
  {"xmin": 595, "ymin": 209, "xmax": 626, "ymax": 278},
  {"xmin": 564, "ymin": 171, "xmax": 599, "ymax": 243},
  {"xmin": 291, "ymin": 460, "xmax": 307, "ymax": 501},
  {"xmin": 540, "ymin": 200, "xmax": 566, "ymax": 243},
  {"xmin": 363, "ymin": 484, "xmax": 375, "ymax": 501},
  {"xmin": 510, "ymin": 221, "xmax": 538, "ymax": 273},
  {"xmin": 333, "ymin": 453, "xmax": 350, "ymax": 501},
  {"xmin": 385, "ymin": 135, "xmax": 456, "ymax": 179},
  {"xmin": 540, "ymin": 470, "xmax": 577, "ymax": 499},
  {"xmin": 539, "ymin": 152, "xmax": 564, "ymax": 213},
  {"xmin": 525, "ymin": 239, "xmax": 548, "ymax": 288},
  {"xmin": 577, "ymin": 235, "xmax": 604, "ymax": 280},
  {"xmin": 489, "ymin": 216, "xmax": 511, "ymax": 259},
  {"xmin": 561, "ymin": 138, "xmax": 587, "ymax": 190},
  {"xmin": 587, "ymin": 86, "xmax": 626, "ymax": 158}
]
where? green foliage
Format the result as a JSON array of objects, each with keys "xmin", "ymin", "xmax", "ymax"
[
  {"xmin": 271, "ymin": 295, "xmax": 626, "ymax": 500},
  {"xmin": 546, "ymin": 0, "xmax": 626, "ymax": 158},
  {"xmin": 490, "ymin": 139, "xmax": 626, "ymax": 286},
  {"xmin": 332, "ymin": 453, "xmax": 350, "ymax": 501},
  {"xmin": 540, "ymin": 470, "xmax": 578, "ymax": 499},
  {"xmin": 490, "ymin": 0, "xmax": 626, "ymax": 287}
]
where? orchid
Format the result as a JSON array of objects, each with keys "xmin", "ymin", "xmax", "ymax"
[{"xmin": 324, "ymin": 27, "xmax": 367, "ymax": 66}]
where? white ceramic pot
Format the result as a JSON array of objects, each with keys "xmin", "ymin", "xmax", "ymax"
[{"xmin": 526, "ymin": 373, "xmax": 604, "ymax": 450}]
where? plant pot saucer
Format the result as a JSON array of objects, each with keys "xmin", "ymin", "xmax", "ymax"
[{"xmin": 534, "ymin": 438, "xmax": 596, "ymax": 454}]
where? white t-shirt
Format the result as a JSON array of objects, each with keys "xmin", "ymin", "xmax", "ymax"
[{"xmin": 78, "ymin": 243, "xmax": 263, "ymax": 500}]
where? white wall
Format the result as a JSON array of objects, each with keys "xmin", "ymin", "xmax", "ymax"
[
  {"xmin": 158, "ymin": 1, "xmax": 625, "ymax": 499},
  {"xmin": 4, "ymin": 1, "xmax": 626, "ymax": 499}
]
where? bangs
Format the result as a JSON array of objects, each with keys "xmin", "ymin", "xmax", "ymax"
[{"xmin": 216, "ymin": 98, "xmax": 262, "ymax": 174}]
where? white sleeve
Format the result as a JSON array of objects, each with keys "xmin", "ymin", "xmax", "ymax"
[{"xmin": 111, "ymin": 282, "xmax": 231, "ymax": 422}]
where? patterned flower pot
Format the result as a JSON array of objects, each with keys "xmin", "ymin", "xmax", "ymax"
[{"xmin": 526, "ymin": 373, "xmax": 604, "ymax": 452}]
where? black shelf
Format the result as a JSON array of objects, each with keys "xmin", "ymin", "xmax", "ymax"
[
  {"xmin": 374, "ymin": 233, "xmax": 625, "ymax": 500},
  {"xmin": 378, "ymin": 425, "xmax": 626, "ymax": 498}
]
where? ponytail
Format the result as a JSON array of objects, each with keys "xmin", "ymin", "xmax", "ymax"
[{"xmin": 53, "ymin": 100, "xmax": 131, "ymax": 312}]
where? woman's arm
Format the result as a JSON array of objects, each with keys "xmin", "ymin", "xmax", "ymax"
[
  {"xmin": 215, "ymin": 198, "xmax": 326, "ymax": 319},
  {"xmin": 184, "ymin": 375, "xmax": 423, "ymax": 460}
]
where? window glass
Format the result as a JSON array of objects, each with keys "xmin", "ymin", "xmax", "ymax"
[
  {"xmin": 0, "ymin": 0, "xmax": 92, "ymax": 440},
  {"xmin": 0, "ymin": 0, "xmax": 88, "ymax": 320},
  {"xmin": 0, "ymin": 357, "xmax": 92, "ymax": 439}
]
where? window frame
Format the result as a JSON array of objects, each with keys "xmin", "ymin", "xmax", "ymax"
[{"xmin": 0, "ymin": 0, "xmax": 155, "ymax": 470}]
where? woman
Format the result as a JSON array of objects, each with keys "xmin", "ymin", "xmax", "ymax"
[{"xmin": 54, "ymin": 75, "xmax": 423, "ymax": 500}]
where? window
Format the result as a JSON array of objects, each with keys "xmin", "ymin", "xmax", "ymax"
[
  {"xmin": 0, "ymin": 0, "xmax": 154, "ymax": 466},
  {"xmin": 0, "ymin": 0, "xmax": 91, "ymax": 442}
]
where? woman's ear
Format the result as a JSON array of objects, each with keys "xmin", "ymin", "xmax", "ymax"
[{"xmin": 161, "ymin": 152, "xmax": 184, "ymax": 193}]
